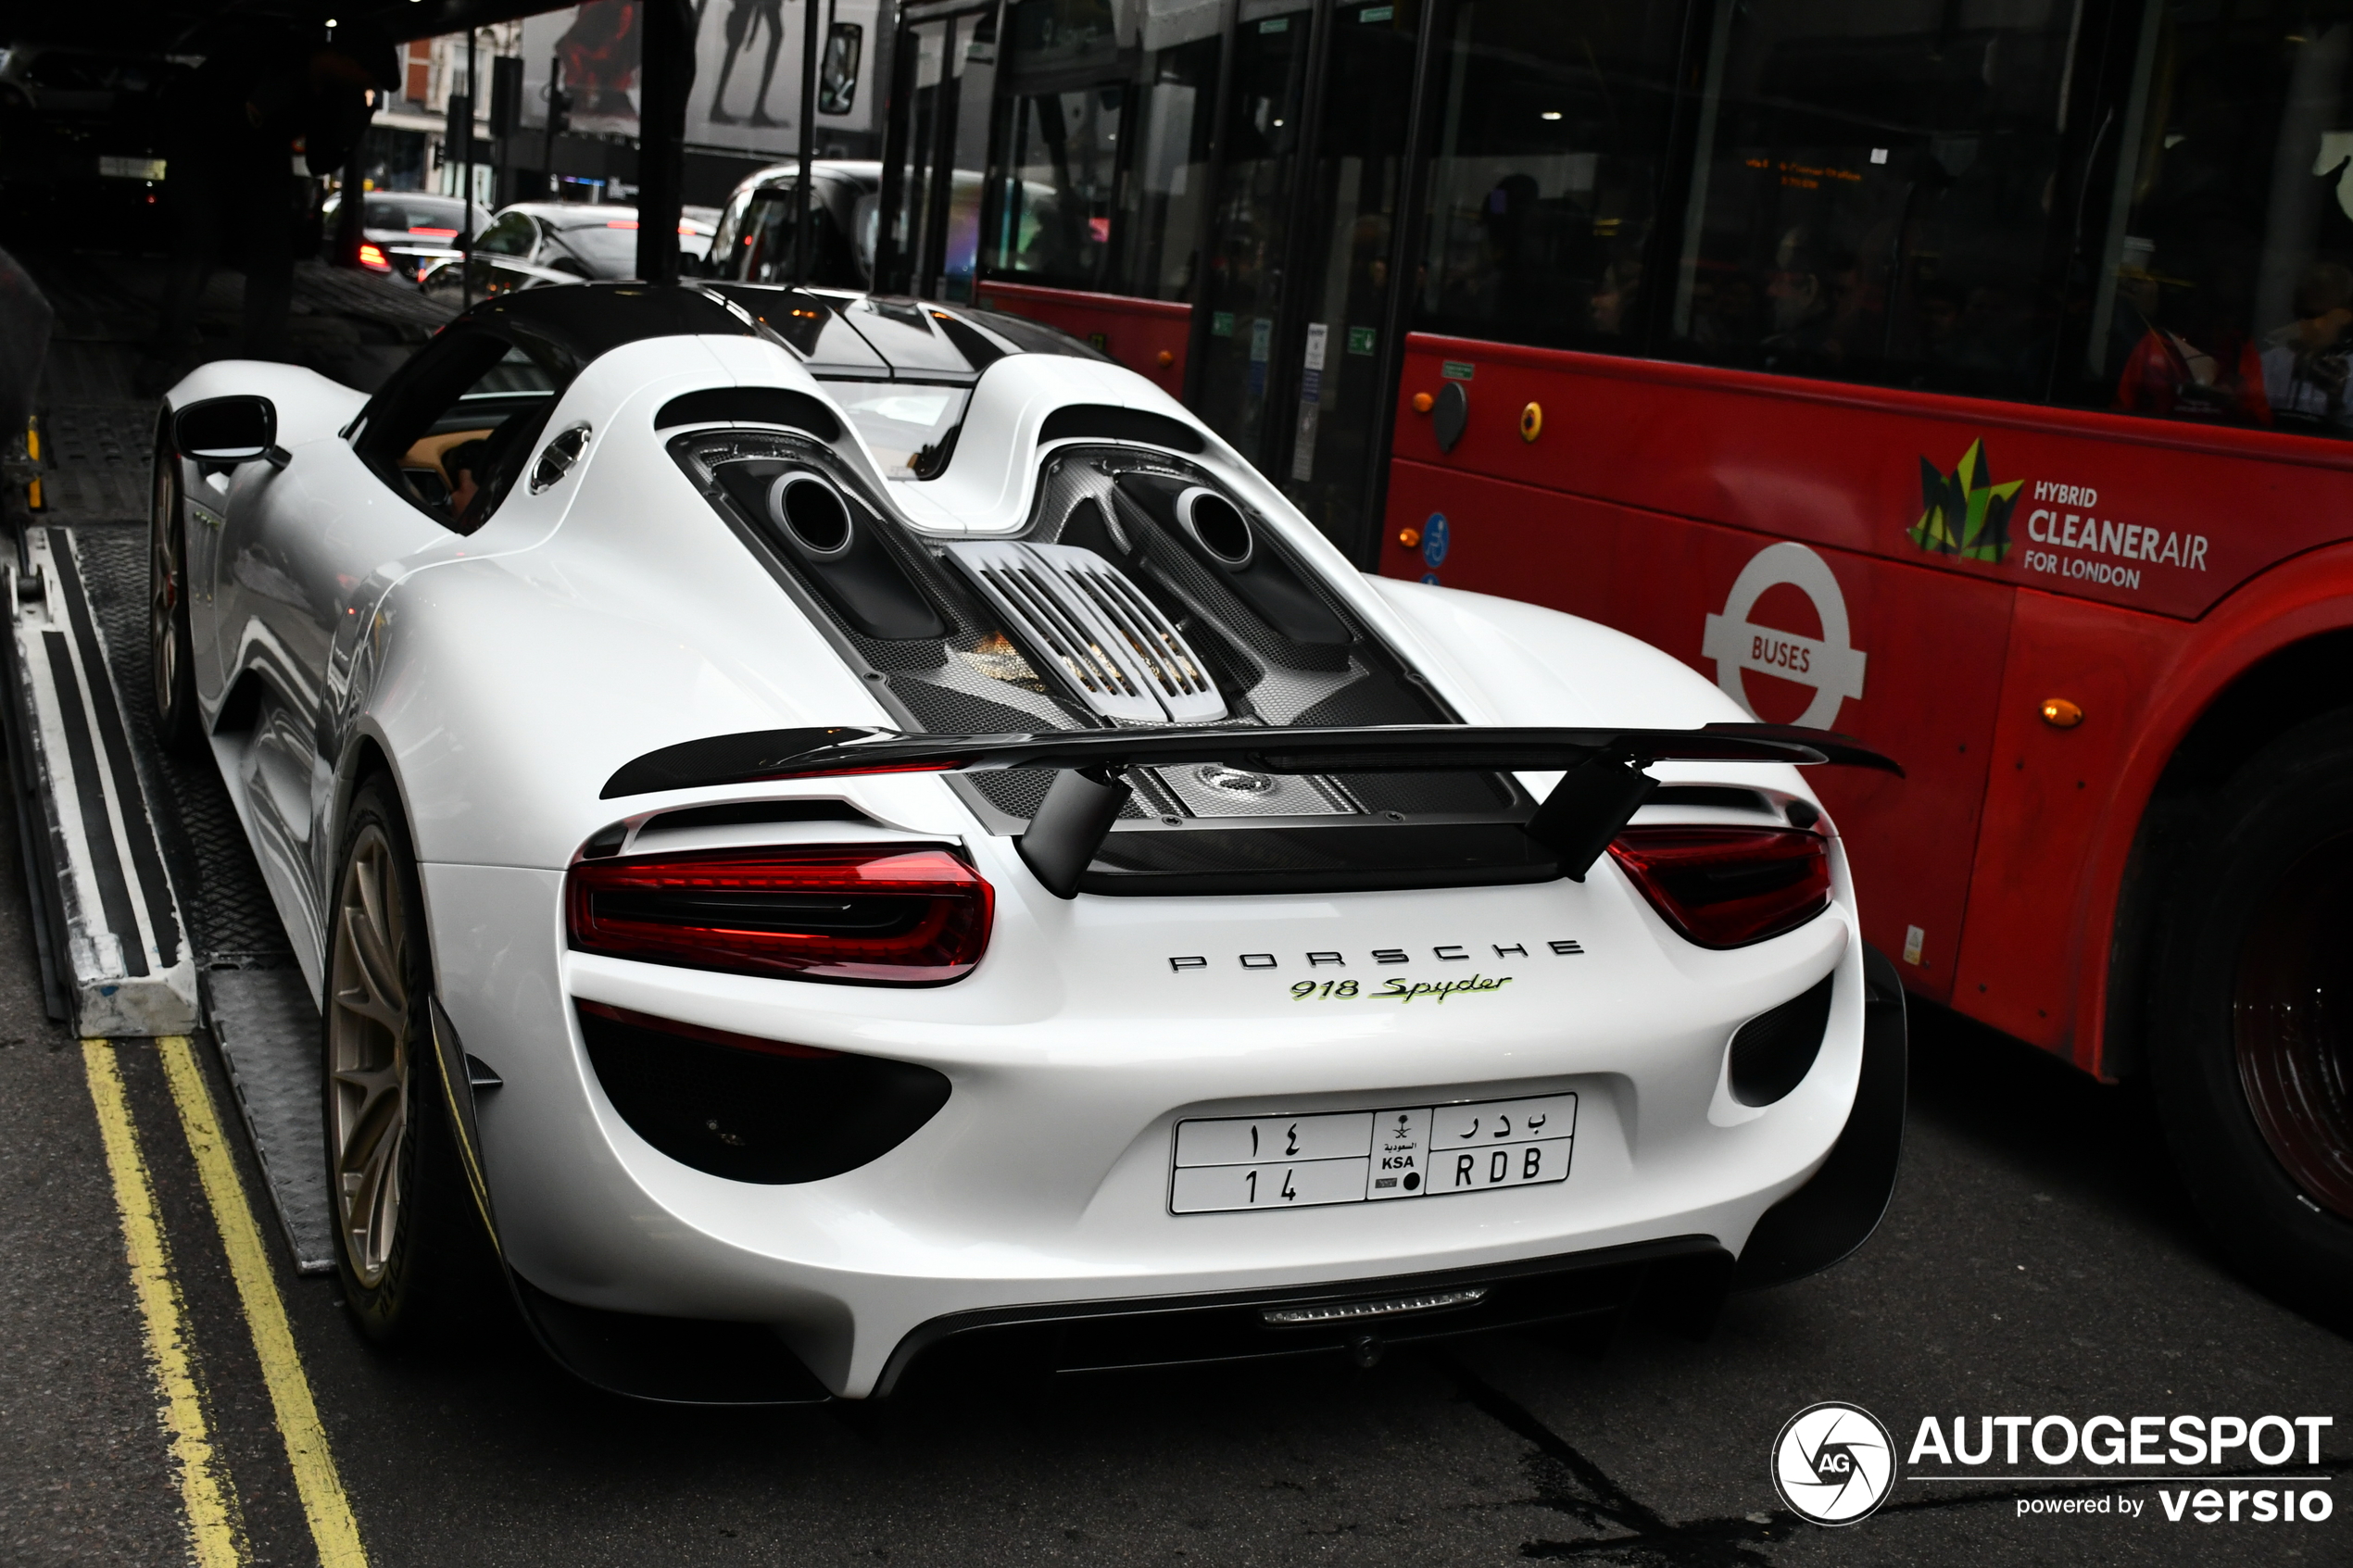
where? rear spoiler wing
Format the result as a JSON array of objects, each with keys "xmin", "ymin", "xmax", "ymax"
[{"xmin": 601, "ymin": 722, "xmax": 1903, "ymax": 897}]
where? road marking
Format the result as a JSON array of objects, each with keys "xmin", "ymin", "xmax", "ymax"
[
  {"xmin": 81, "ymin": 1039, "xmax": 246, "ymax": 1568},
  {"xmin": 157, "ymin": 1035, "xmax": 371, "ymax": 1568}
]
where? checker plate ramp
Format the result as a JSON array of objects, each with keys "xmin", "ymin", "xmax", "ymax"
[
  {"xmin": 18, "ymin": 523, "xmax": 334, "ymax": 1272},
  {"xmin": 208, "ymin": 968, "xmax": 334, "ymax": 1272},
  {"xmin": 5, "ymin": 527, "xmax": 198, "ymax": 1035}
]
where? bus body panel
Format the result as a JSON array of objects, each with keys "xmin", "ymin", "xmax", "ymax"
[
  {"xmin": 1958, "ymin": 545, "xmax": 2353, "ymax": 1074},
  {"xmin": 1380, "ymin": 336, "xmax": 2353, "ymax": 1079},
  {"xmin": 1382, "ymin": 336, "xmax": 2353, "ymax": 623},
  {"xmin": 1957, "ymin": 590, "xmax": 2187, "ymax": 1069},
  {"xmin": 972, "ymin": 281, "xmax": 1191, "ymax": 399}
]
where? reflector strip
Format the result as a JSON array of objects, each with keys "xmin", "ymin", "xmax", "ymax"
[{"xmin": 1260, "ymin": 1286, "xmax": 1489, "ymax": 1325}]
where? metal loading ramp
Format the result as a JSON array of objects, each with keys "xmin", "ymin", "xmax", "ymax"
[{"xmin": 7, "ymin": 520, "xmax": 335, "ymax": 1272}]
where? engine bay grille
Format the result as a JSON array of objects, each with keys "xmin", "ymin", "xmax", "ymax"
[{"xmin": 944, "ymin": 540, "xmax": 1227, "ymax": 725}]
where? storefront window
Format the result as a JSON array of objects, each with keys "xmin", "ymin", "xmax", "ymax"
[{"xmin": 1665, "ymin": 0, "xmax": 2079, "ymax": 401}]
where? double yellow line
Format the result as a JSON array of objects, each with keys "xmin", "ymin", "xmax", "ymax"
[{"xmin": 82, "ymin": 1036, "xmax": 369, "ymax": 1568}]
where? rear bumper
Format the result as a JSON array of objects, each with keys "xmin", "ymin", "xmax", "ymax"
[
  {"xmin": 1734, "ymin": 943, "xmax": 1908, "ymax": 1290},
  {"xmin": 495, "ymin": 1236, "xmax": 1733, "ymax": 1406},
  {"xmin": 875, "ymin": 1235, "xmax": 1730, "ymax": 1398}
]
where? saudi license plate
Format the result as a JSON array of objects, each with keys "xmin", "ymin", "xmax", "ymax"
[{"xmin": 1168, "ymin": 1093, "xmax": 1576, "ymax": 1214}]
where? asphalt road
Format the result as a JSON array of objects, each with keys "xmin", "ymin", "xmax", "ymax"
[{"xmin": 3, "ymin": 733, "xmax": 2348, "ymax": 1568}]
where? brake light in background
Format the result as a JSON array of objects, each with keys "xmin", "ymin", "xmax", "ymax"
[
  {"xmin": 1607, "ymin": 827, "xmax": 1831, "ymax": 948},
  {"xmin": 566, "ymin": 845, "xmax": 993, "ymax": 985},
  {"xmin": 408, "ymin": 225, "xmax": 458, "ymax": 239},
  {"xmin": 357, "ymin": 243, "xmax": 390, "ymax": 271}
]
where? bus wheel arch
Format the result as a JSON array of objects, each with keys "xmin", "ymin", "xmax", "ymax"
[
  {"xmin": 2105, "ymin": 626, "xmax": 2353, "ymax": 1081},
  {"xmin": 2129, "ymin": 682, "xmax": 2353, "ymax": 1312}
]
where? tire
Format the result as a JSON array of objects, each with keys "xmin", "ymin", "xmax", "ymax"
[
  {"xmin": 2149, "ymin": 710, "xmax": 2353, "ymax": 1312},
  {"xmin": 148, "ymin": 432, "xmax": 206, "ymax": 755},
  {"xmin": 323, "ymin": 772, "xmax": 499, "ymax": 1344}
]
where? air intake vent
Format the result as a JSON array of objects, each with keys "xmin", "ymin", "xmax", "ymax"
[{"xmin": 945, "ymin": 541, "xmax": 1227, "ymax": 724}]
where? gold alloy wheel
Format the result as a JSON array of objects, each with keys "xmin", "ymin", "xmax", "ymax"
[
  {"xmin": 328, "ymin": 822, "xmax": 412, "ymax": 1286},
  {"xmin": 148, "ymin": 451, "xmax": 181, "ymax": 716}
]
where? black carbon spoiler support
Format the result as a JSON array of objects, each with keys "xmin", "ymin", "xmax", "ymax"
[{"xmin": 600, "ymin": 723, "xmax": 1904, "ymax": 898}]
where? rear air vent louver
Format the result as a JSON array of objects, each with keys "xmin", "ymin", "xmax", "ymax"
[
  {"xmin": 1039, "ymin": 404, "xmax": 1206, "ymax": 453},
  {"xmin": 945, "ymin": 541, "xmax": 1227, "ymax": 724}
]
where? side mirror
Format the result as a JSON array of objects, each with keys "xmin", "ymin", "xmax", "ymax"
[{"xmin": 174, "ymin": 395, "xmax": 286, "ymax": 470}]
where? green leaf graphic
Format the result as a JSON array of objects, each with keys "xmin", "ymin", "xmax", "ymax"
[{"xmin": 1909, "ymin": 438, "xmax": 2020, "ymax": 562}]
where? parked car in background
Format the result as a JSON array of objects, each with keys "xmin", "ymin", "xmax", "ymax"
[
  {"xmin": 320, "ymin": 190, "xmax": 494, "ymax": 283},
  {"xmin": 421, "ymin": 202, "xmax": 706, "ymax": 295},
  {"xmin": 0, "ymin": 42, "xmax": 185, "ymax": 246},
  {"xmin": 705, "ymin": 160, "xmax": 883, "ymax": 289},
  {"xmin": 681, "ymin": 205, "xmax": 719, "ymax": 269}
]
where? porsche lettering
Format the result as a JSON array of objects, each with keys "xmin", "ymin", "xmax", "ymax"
[{"xmin": 1168, "ymin": 942, "xmax": 1587, "ymax": 972}]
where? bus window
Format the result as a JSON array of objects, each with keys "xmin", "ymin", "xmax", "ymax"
[
  {"xmin": 1277, "ymin": 1, "xmax": 1422, "ymax": 544},
  {"xmin": 2078, "ymin": 7, "xmax": 2353, "ymax": 436},
  {"xmin": 1413, "ymin": 0, "xmax": 1684, "ymax": 351},
  {"xmin": 881, "ymin": 9, "xmax": 993, "ymax": 299},
  {"xmin": 995, "ymin": 0, "xmax": 1127, "ymax": 292},
  {"xmin": 1665, "ymin": 0, "xmax": 2076, "ymax": 401},
  {"xmin": 1192, "ymin": 6, "xmax": 1315, "ymax": 463},
  {"xmin": 986, "ymin": 0, "xmax": 1220, "ymax": 303},
  {"xmin": 728, "ymin": 182, "xmax": 870, "ymax": 288},
  {"xmin": 999, "ymin": 85, "xmax": 1118, "ymax": 286},
  {"xmin": 1123, "ymin": 27, "xmax": 1220, "ymax": 301}
]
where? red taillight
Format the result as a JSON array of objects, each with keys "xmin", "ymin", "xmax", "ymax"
[
  {"xmin": 1607, "ymin": 827, "xmax": 1830, "ymax": 948},
  {"xmin": 566, "ymin": 845, "xmax": 993, "ymax": 985},
  {"xmin": 409, "ymin": 225, "xmax": 458, "ymax": 239},
  {"xmin": 357, "ymin": 242, "xmax": 390, "ymax": 270}
]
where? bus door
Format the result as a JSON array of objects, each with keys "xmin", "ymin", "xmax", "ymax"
[
  {"xmin": 968, "ymin": 0, "xmax": 1210, "ymax": 395},
  {"xmin": 1378, "ymin": 0, "xmax": 2103, "ymax": 1005},
  {"xmin": 1189, "ymin": 0, "xmax": 1420, "ymax": 554},
  {"xmin": 875, "ymin": 0, "xmax": 1219, "ymax": 398},
  {"xmin": 878, "ymin": 0, "xmax": 997, "ymax": 299}
]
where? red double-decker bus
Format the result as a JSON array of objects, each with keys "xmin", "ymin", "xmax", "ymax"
[{"xmin": 734, "ymin": 0, "xmax": 2353, "ymax": 1306}]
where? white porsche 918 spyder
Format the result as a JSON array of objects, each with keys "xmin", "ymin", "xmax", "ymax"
[{"xmin": 151, "ymin": 282, "xmax": 1906, "ymax": 1402}]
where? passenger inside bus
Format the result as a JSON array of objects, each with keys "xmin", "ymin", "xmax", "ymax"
[
  {"xmin": 2111, "ymin": 247, "xmax": 2271, "ymax": 427},
  {"xmin": 2260, "ymin": 262, "xmax": 2353, "ymax": 427}
]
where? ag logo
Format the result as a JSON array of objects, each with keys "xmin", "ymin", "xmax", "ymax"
[
  {"xmin": 1701, "ymin": 542, "xmax": 1868, "ymax": 730},
  {"xmin": 1770, "ymin": 1401, "xmax": 1896, "ymax": 1526}
]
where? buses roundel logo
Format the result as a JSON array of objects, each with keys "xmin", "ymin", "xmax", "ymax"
[
  {"xmin": 1700, "ymin": 542, "xmax": 1868, "ymax": 731},
  {"xmin": 1770, "ymin": 1401, "xmax": 1896, "ymax": 1525}
]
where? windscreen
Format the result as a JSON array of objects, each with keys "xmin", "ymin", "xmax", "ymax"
[
  {"xmin": 823, "ymin": 382, "xmax": 969, "ymax": 478},
  {"xmin": 368, "ymin": 193, "xmax": 478, "ymax": 239},
  {"xmin": 553, "ymin": 221, "xmax": 645, "ymax": 278}
]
